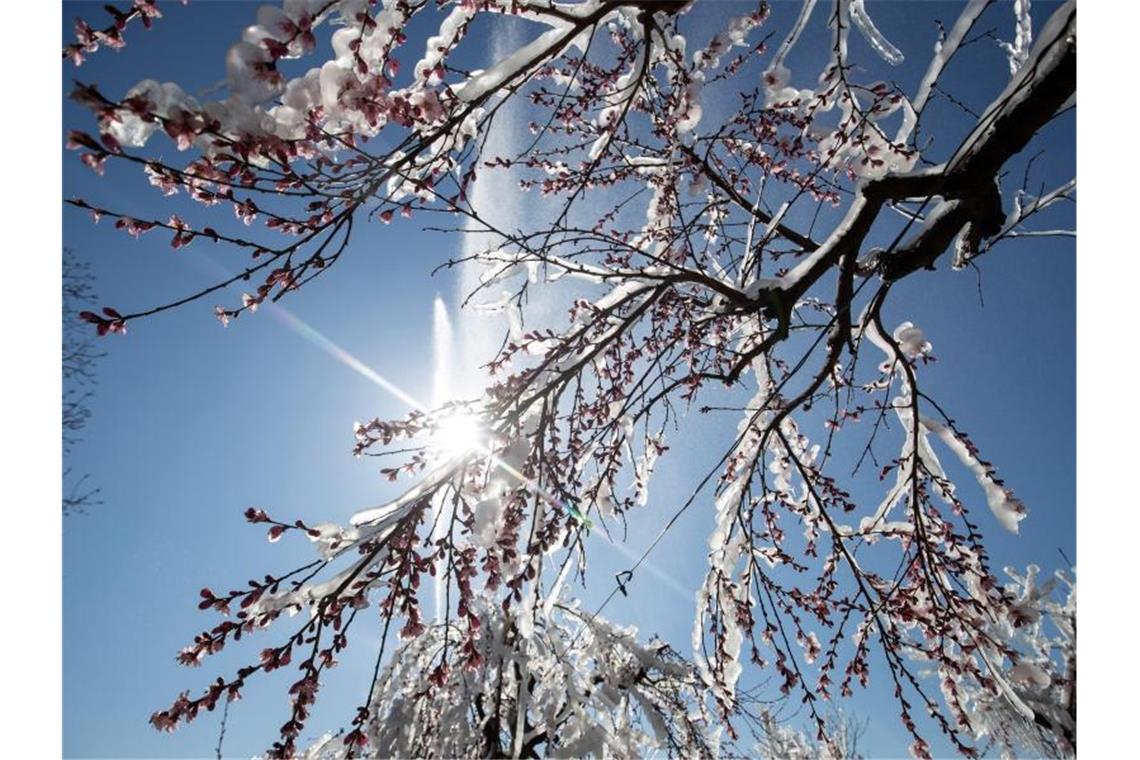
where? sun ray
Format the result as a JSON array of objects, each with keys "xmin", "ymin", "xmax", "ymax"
[{"xmin": 188, "ymin": 253, "xmax": 691, "ymax": 603}]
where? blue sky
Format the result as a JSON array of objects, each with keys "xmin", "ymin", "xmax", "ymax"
[{"xmin": 62, "ymin": 2, "xmax": 1074, "ymax": 757}]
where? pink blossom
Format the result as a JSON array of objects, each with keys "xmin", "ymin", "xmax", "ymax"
[
  {"xmin": 149, "ymin": 711, "xmax": 177, "ymax": 732},
  {"xmin": 168, "ymin": 215, "xmax": 194, "ymax": 248},
  {"xmin": 234, "ymin": 199, "xmax": 258, "ymax": 225},
  {"xmin": 145, "ymin": 164, "xmax": 179, "ymax": 196},
  {"xmin": 163, "ymin": 109, "xmax": 203, "ymax": 151},
  {"xmin": 133, "ymin": 0, "xmax": 162, "ymax": 20},
  {"xmin": 94, "ymin": 27, "xmax": 126, "ymax": 50},
  {"xmin": 80, "ymin": 153, "xmax": 107, "ymax": 175},
  {"xmin": 115, "ymin": 217, "xmax": 154, "ymax": 238},
  {"xmin": 74, "ymin": 19, "xmax": 98, "ymax": 49}
]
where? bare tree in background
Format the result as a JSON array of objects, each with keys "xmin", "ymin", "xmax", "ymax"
[{"xmin": 63, "ymin": 248, "xmax": 103, "ymax": 514}]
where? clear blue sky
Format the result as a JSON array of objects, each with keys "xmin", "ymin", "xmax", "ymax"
[{"xmin": 62, "ymin": 2, "xmax": 1074, "ymax": 757}]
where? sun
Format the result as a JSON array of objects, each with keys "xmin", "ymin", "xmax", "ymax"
[{"xmin": 430, "ymin": 411, "xmax": 484, "ymax": 461}]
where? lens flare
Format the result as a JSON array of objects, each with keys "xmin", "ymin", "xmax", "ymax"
[
  {"xmin": 430, "ymin": 411, "xmax": 484, "ymax": 462},
  {"xmin": 181, "ymin": 250, "xmax": 691, "ymax": 603}
]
